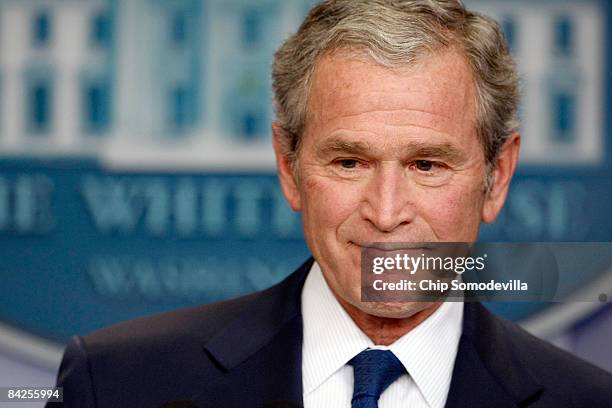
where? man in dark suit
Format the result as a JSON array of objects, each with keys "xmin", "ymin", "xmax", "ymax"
[{"xmin": 49, "ymin": 1, "xmax": 612, "ymax": 407}]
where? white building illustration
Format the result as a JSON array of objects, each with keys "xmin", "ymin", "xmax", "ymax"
[
  {"xmin": 469, "ymin": 0, "xmax": 605, "ymax": 166},
  {"xmin": 0, "ymin": 0, "xmax": 114, "ymax": 156},
  {"xmin": 0, "ymin": 0, "xmax": 605, "ymax": 169}
]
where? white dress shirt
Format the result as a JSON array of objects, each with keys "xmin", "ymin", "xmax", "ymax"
[{"xmin": 301, "ymin": 262, "xmax": 463, "ymax": 408}]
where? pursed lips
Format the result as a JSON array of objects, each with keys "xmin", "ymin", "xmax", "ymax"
[{"xmin": 352, "ymin": 242, "xmax": 438, "ymax": 250}]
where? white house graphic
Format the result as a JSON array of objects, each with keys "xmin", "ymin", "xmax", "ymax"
[{"xmin": 0, "ymin": 0, "xmax": 605, "ymax": 169}]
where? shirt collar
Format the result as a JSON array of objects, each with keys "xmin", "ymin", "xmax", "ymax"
[
  {"xmin": 301, "ymin": 261, "xmax": 463, "ymax": 407},
  {"xmin": 387, "ymin": 291, "xmax": 463, "ymax": 408}
]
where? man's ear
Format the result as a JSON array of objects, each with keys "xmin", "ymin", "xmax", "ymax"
[
  {"xmin": 272, "ymin": 122, "xmax": 301, "ymax": 211},
  {"xmin": 482, "ymin": 133, "xmax": 520, "ymax": 224}
]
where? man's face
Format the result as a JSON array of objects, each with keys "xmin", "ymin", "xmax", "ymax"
[{"xmin": 274, "ymin": 50, "xmax": 518, "ymax": 318}]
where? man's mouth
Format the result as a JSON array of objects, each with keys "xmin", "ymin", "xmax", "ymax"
[{"xmin": 354, "ymin": 242, "xmax": 438, "ymax": 250}]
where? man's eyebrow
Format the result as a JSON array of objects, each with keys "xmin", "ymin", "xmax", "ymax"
[
  {"xmin": 404, "ymin": 142, "xmax": 467, "ymax": 162},
  {"xmin": 316, "ymin": 137, "xmax": 467, "ymax": 162},
  {"xmin": 316, "ymin": 138, "xmax": 372, "ymax": 156}
]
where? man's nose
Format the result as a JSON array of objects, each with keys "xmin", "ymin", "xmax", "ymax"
[{"xmin": 359, "ymin": 163, "xmax": 416, "ymax": 233}]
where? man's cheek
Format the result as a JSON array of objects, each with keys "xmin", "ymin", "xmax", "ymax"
[
  {"xmin": 421, "ymin": 191, "xmax": 477, "ymax": 236},
  {"xmin": 305, "ymin": 179, "xmax": 359, "ymax": 222}
]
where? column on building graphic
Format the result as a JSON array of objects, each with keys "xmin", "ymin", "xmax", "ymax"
[
  {"xmin": 0, "ymin": 0, "xmax": 116, "ymax": 154},
  {"xmin": 498, "ymin": 12, "xmax": 527, "ymax": 135},
  {"xmin": 80, "ymin": 1, "xmax": 116, "ymax": 138},
  {"xmin": 115, "ymin": 0, "xmax": 203, "ymax": 141},
  {"xmin": 547, "ymin": 15, "xmax": 579, "ymax": 144},
  {"xmin": 216, "ymin": 0, "xmax": 281, "ymax": 141},
  {"xmin": 500, "ymin": 14, "xmax": 517, "ymax": 53},
  {"xmin": 27, "ymin": 10, "xmax": 53, "ymax": 137},
  {"xmin": 162, "ymin": 0, "xmax": 204, "ymax": 136},
  {"xmin": 0, "ymin": 3, "xmax": 51, "ymax": 149},
  {"xmin": 537, "ymin": 3, "xmax": 603, "ymax": 163},
  {"xmin": 468, "ymin": 0, "xmax": 603, "ymax": 165}
]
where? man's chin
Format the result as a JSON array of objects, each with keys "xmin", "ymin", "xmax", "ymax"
[{"xmin": 355, "ymin": 300, "xmax": 438, "ymax": 319}]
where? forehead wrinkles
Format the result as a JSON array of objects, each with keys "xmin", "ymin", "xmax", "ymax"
[{"xmin": 305, "ymin": 51, "xmax": 477, "ymax": 135}]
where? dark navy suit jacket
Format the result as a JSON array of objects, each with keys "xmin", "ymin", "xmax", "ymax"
[{"xmin": 47, "ymin": 258, "xmax": 612, "ymax": 407}]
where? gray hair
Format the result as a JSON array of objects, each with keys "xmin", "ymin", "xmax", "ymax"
[{"xmin": 271, "ymin": 0, "xmax": 519, "ymax": 177}]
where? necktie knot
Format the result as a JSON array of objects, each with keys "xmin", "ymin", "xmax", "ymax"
[{"xmin": 349, "ymin": 349, "xmax": 406, "ymax": 408}]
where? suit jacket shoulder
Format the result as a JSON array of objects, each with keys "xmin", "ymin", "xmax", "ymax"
[
  {"xmin": 48, "ymin": 259, "xmax": 312, "ymax": 408},
  {"xmin": 494, "ymin": 307, "xmax": 612, "ymax": 406},
  {"xmin": 446, "ymin": 302, "xmax": 612, "ymax": 408}
]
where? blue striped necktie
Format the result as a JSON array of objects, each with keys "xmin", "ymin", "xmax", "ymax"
[{"xmin": 349, "ymin": 349, "xmax": 407, "ymax": 408}]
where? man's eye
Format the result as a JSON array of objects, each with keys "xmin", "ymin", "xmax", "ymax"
[
  {"xmin": 337, "ymin": 159, "xmax": 359, "ymax": 169},
  {"xmin": 415, "ymin": 160, "xmax": 434, "ymax": 171}
]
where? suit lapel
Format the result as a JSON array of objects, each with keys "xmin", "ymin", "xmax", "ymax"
[
  {"xmin": 197, "ymin": 260, "xmax": 543, "ymax": 408},
  {"xmin": 200, "ymin": 258, "xmax": 313, "ymax": 407},
  {"xmin": 445, "ymin": 303, "xmax": 543, "ymax": 408}
]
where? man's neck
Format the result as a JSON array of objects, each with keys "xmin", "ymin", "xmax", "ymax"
[{"xmin": 335, "ymin": 297, "xmax": 442, "ymax": 346}]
